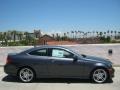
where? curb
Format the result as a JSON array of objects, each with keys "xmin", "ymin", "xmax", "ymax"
[{"xmin": 113, "ymin": 65, "xmax": 120, "ymax": 67}]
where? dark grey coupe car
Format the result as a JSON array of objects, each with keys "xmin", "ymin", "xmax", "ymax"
[{"xmin": 4, "ymin": 46, "xmax": 114, "ymax": 83}]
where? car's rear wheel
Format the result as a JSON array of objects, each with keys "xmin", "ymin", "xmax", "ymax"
[
  {"xmin": 19, "ymin": 67, "xmax": 35, "ymax": 83},
  {"xmin": 92, "ymin": 68, "xmax": 108, "ymax": 83}
]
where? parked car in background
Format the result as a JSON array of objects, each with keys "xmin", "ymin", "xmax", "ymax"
[{"xmin": 4, "ymin": 45, "xmax": 114, "ymax": 83}]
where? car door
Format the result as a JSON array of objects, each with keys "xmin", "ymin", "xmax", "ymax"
[
  {"xmin": 48, "ymin": 48, "xmax": 85, "ymax": 77},
  {"xmin": 28, "ymin": 48, "xmax": 50, "ymax": 76}
]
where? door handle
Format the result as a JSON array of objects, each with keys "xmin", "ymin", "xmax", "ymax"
[{"xmin": 50, "ymin": 59, "xmax": 63, "ymax": 65}]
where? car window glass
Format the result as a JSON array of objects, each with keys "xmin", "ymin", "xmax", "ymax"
[
  {"xmin": 52, "ymin": 49, "xmax": 74, "ymax": 58},
  {"xmin": 52, "ymin": 49, "xmax": 64, "ymax": 57},
  {"xmin": 29, "ymin": 49, "xmax": 47, "ymax": 56}
]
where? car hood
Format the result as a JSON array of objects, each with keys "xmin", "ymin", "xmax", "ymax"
[{"xmin": 81, "ymin": 54, "xmax": 112, "ymax": 64}]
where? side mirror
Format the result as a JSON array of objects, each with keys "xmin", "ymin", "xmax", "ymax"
[{"xmin": 73, "ymin": 55, "xmax": 78, "ymax": 62}]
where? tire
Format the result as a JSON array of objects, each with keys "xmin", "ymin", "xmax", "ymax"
[
  {"xmin": 18, "ymin": 67, "xmax": 35, "ymax": 83},
  {"xmin": 91, "ymin": 68, "xmax": 108, "ymax": 83}
]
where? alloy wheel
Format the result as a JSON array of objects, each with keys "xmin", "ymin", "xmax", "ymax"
[
  {"xmin": 19, "ymin": 68, "xmax": 34, "ymax": 83},
  {"xmin": 92, "ymin": 69, "xmax": 107, "ymax": 83}
]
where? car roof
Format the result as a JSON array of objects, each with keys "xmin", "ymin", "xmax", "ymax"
[
  {"xmin": 34, "ymin": 45, "xmax": 69, "ymax": 49},
  {"xmin": 20, "ymin": 45, "xmax": 73, "ymax": 54}
]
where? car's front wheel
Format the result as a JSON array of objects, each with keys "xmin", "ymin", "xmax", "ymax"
[
  {"xmin": 18, "ymin": 67, "xmax": 35, "ymax": 83},
  {"xmin": 92, "ymin": 68, "xmax": 108, "ymax": 83}
]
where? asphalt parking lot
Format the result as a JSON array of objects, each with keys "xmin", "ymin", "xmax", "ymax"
[{"xmin": 0, "ymin": 67, "xmax": 120, "ymax": 90}]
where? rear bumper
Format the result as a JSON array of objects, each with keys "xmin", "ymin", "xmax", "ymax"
[{"xmin": 4, "ymin": 64, "xmax": 18, "ymax": 76}]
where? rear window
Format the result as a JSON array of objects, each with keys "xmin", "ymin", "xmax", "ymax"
[{"xmin": 29, "ymin": 49, "xmax": 48, "ymax": 56}]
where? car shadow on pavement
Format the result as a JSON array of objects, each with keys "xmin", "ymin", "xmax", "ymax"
[{"xmin": 2, "ymin": 75, "xmax": 113, "ymax": 84}]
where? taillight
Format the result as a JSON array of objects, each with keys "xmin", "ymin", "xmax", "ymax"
[{"xmin": 6, "ymin": 56, "xmax": 12, "ymax": 64}]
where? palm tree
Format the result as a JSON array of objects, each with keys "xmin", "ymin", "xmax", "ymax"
[
  {"xmin": 52, "ymin": 34, "xmax": 55, "ymax": 38},
  {"xmin": 71, "ymin": 31, "xmax": 74, "ymax": 39},
  {"xmin": 0, "ymin": 32, "xmax": 3, "ymax": 46},
  {"xmin": 92, "ymin": 31, "xmax": 95, "ymax": 38},
  {"xmin": 63, "ymin": 33, "xmax": 66, "ymax": 37},
  {"xmin": 114, "ymin": 31, "xmax": 117, "ymax": 39},
  {"xmin": 99, "ymin": 32, "xmax": 103, "ymax": 37},
  {"xmin": 24, "ymin": 32, "xmax": 29, "ymax": 44},
  {"xmin": 107, "ymin": 30, "xmax": 110, "ymax": 37},
  {"xmin": 75, "ymin": 31, "xmax": 78, "ymax": 39},
  {"xmin": 3, "ymin": 32, "xmax": 8, "ymax": 46},
  {"xmin": 104, "ymin": 32, "xmax": 106, "ymax": 38},
  {"xmin": 111, "ymin": 30, "xmax": 113, "ymax": 38},
  {"xmin": 0, "ymin": 32, "xmax": 3, "ymax": 41},
  {"xmin": 18, "ymin": 32, "xmax": 23, "ymax": 41},
  {"xmin": 81, "ymin": 31, "xmax": 84, "ymax": 38},
  {"xmin": 87, "ymin": 31, "xmax": 90, "ymax": 38},
  {"xmin": 1, "ymin": 32, "xmax": 4, "ymax": 45},
  {"xmin": 67, "ymin": 32, "xmax": 69, "ymax": 38},
  {"xmin": 78, "ymin": 31, "xmax": 80, "ymax": 38},
  {"xmin": 56, "ymin": 33, "xmax": 61, "ymax": 41},
  {"xmin": 83, "ymin": 32, "xmax": 87, "ymax": 38},
  {"xmin": 118, "ymin": 32, "xmax": 120, "ymax": 39},
  {"xmin": 63, "ymin": 32, "xmax": 67, "ymax": 40},
  {"xmin": 11, "ymin": 30, "xmax": 17, "ymax": 42},
  {"xmin": 96, "ymin": 31, "xmax": 99, "ymax": 37},
  {"xmin": 7, "ymin": 31, "xmax": 12, "ymax": 43}
]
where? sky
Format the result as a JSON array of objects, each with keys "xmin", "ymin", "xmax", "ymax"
[{"xmin": 0, "ymin": 0, "xmax": 120, "ymax": 33}]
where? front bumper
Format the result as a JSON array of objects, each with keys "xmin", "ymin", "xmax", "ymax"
[{"xmin": 108, "ymin": 67, "xmax": 115, "ymax": 78}]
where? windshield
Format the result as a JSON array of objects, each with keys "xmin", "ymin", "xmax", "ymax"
[{"xmin": 65, "ymin": 46, "xmax": 82, "ymax": 56}]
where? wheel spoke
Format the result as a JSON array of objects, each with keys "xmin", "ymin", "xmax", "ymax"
[
  {"xmin": 93, "ymin": 69, "xmax": 107, "ymax": 83},
  {"xmin": 19, "ymin": 68, "xmax": 34, "ymax": 82},
  {"xmin": 101, "ymin": 76, "xmax": 105, "ymax": 81}
]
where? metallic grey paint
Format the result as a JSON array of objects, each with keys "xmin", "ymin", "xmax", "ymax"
[{"xmin": 4, "ymin": 46, "xmax": 114, "ymax": 81}]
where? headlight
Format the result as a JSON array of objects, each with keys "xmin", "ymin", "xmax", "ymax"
[
  {"xmin": 106, "ymin": 59, "xmax": 113, "ymax": 67},
  {"xmin": 107, "ymin": 62, "xmax": 113, "ymax": 68}
]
